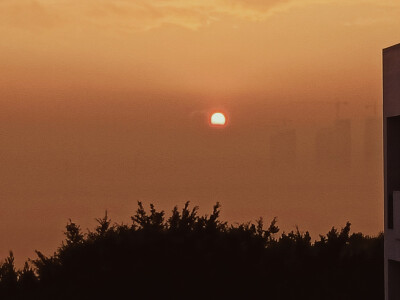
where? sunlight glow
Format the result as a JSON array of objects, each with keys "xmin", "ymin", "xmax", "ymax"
[{"xmin": 210, "ymin": 112, "xmax": 226, "ymax": 126}]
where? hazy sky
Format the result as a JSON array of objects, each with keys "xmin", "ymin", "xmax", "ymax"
[{"xmin": 0, "ymin": 0, "xmax": 397, "ymax": 264}]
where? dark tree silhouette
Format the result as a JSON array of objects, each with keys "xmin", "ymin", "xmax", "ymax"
[{"xmin": 0, "ymin": 202, "xmax": 383, "ymax": 300}]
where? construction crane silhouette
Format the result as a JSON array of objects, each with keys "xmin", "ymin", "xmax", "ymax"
[{"xmin": 270, "ymin": 100, "xmax": 349, "ymax": 119}]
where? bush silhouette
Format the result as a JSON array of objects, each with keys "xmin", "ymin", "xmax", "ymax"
[{"xmin": 0, "ymin": 202, "xmax": 383, "ymax": 300}]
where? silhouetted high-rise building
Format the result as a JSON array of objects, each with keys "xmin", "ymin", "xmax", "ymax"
[
  {"xmin": 383, "ymin": 42, "xmax": 400, "ymax": 300},
  {"xmin": 364, "ymin": 116, "xmax": 381, "ymax": 164},
  {"xmin": 269, "ymin": 129, "xmax": 296, "ymax": 170},
  {"xmin": 333, "ymin": 118, "xmax": 352, "ymax": 168},
  {"xmin": 315, "ymin": 126, "xmax": 334, "ymax": 168},
  {"xmin": 314, "ymin": 119, "xmax": 352, "ymax": 171}
]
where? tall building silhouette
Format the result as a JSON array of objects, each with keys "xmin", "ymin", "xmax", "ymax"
[
  {"xmin": 333, "ymin": 118, "xmax": 352, "ymax": 168},
  {"xmin": 364, "ymin": 116, "xmax": 381, "ymax": 164},
  {"xmin": 315, "ymin": 126, "xmax": 334, "ymax": 168},
  {"xmin": 269, "ymin": 128, "xmax": 296, "ymax": 170},
  {"xmin": 314, "ymin": 118, "xmax": 352, "ymax": 171},
  {"xmin": 383, "ymin": 43, "xmax": 400, "ymax": 300}
]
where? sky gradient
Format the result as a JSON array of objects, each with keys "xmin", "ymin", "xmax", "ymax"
[{"xmin": 1, "ymin": 0, "xmax": 398, "ymax": 265}]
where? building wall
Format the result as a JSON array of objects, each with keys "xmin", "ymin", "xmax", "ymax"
[{"xmin": 383, "ymin": 43, "xmax": 400, "ymax": 300}]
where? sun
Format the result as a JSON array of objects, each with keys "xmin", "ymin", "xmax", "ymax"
[{"xmin": 210, "ymin": 112, "xmax": 226, "ymax": 126}]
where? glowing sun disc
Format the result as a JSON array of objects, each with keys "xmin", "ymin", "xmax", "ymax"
[{"xmin": 211, "ymin": 112, "xmax": 226, "ymax": 126}]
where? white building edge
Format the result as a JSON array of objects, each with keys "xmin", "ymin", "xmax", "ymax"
[{"xmin": 384, "ymin": 43, "xmax": 400, "ymax": 300}]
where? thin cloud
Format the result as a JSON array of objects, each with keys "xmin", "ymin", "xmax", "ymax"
[
  {"xmin": 344, "ymin": 17, "xmax": 398, "ymax": 27},
  {"xmin": 0, "ymin": 0, "xmax": 399, "ymax": 32},
  {"xmin": 0, "ymin": 0, "xmax": 309, "ymax": 32}
]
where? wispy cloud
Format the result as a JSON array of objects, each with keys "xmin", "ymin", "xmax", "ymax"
[
  {"xmin": 0, "ymin": 0, "xmax": 308, "ymax": 32},
  {"xmin": 344, "ymin": 17, "xmax": 398, "ymax": 27},
  {"xmin": 0, "ymin": 0, "xmax": 399, "ymax": 32}
]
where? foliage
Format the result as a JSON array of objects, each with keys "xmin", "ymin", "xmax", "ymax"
[{"xmin": 0, "ymin": 202, "xmax": 383, "ymax": 300}]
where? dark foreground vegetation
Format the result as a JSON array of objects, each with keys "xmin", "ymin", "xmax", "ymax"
[{"xmin": 0, "ymin": 202, "xmax": 383, "ymax": 300}]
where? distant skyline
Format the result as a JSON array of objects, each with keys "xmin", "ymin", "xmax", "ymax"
[{"xmin": 0, "ymin": 0, "xmax": 396, "ymax": 265}]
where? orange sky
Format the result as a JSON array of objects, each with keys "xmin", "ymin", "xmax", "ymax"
[{"xmin": 0, "ymin": 0, "xmax": 398, "ymax": 265}]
